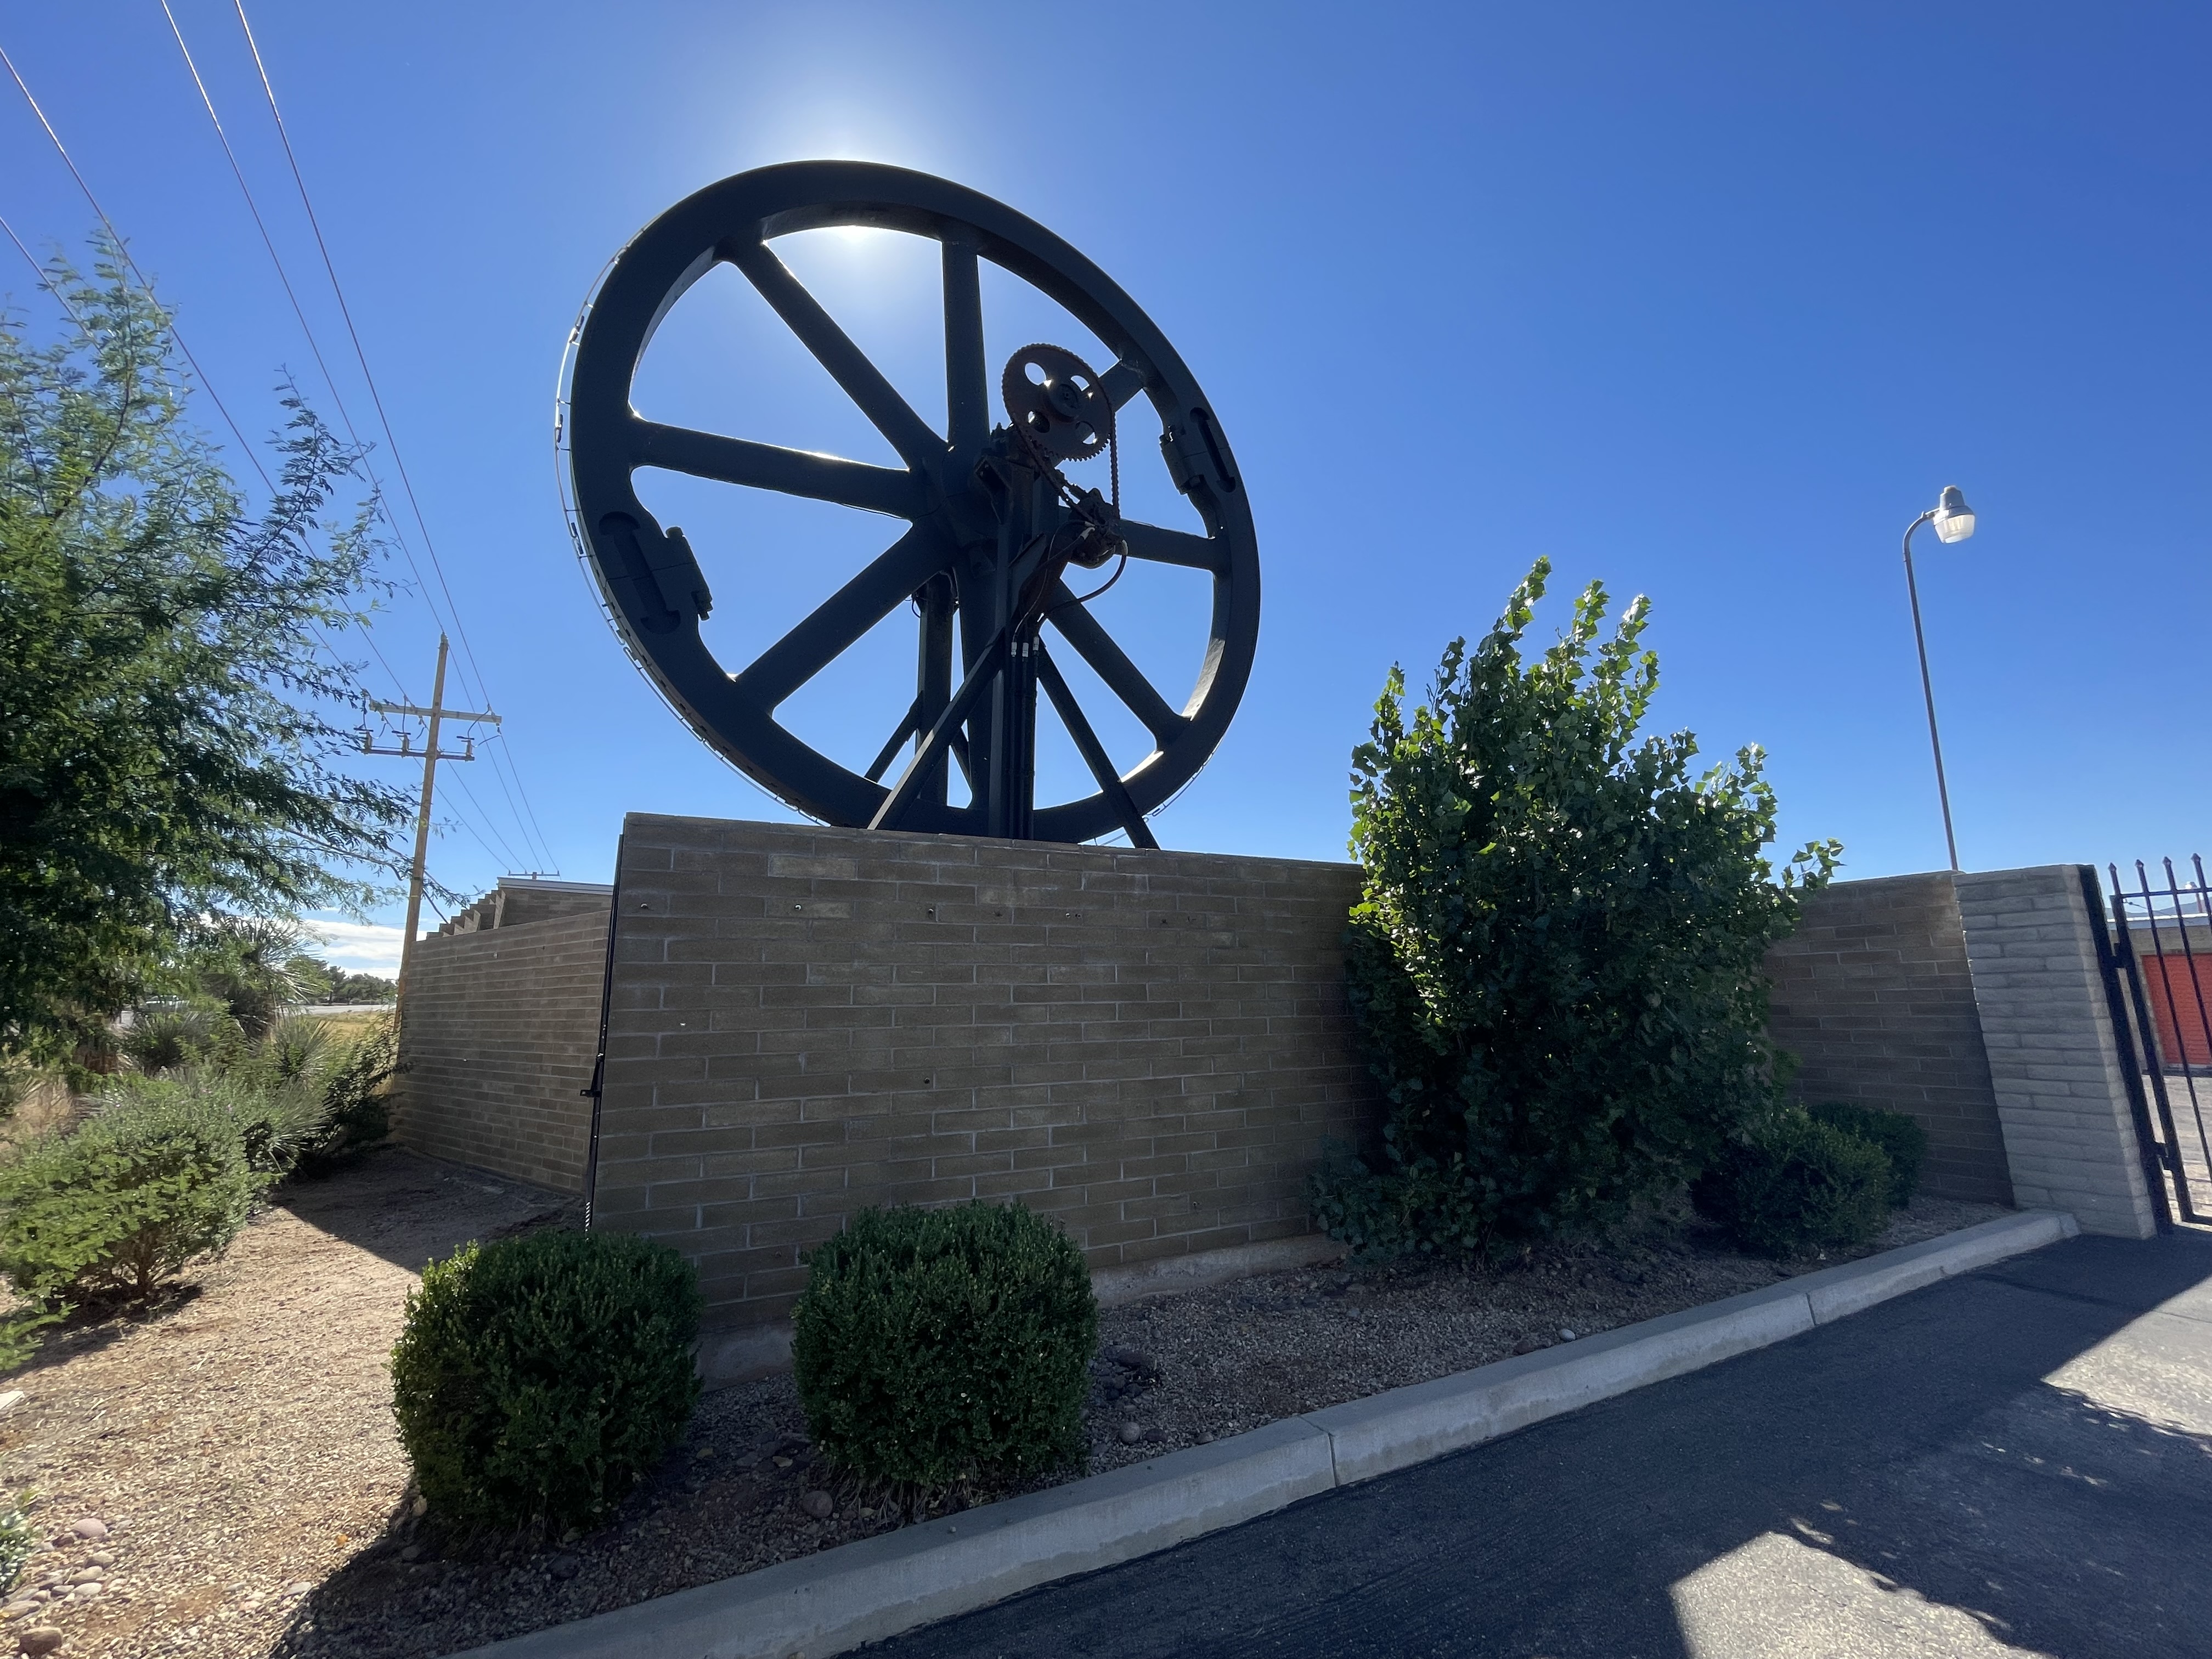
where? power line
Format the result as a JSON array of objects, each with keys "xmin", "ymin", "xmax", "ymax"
[
  {"xmin": 231, "ymin": 0, "xmax": 560, "ymax": 875},
  {"xmin": 0, "ymin": 209, "xmax": 86, "ymax": 327},
  {"xmin": 5, "ymin": 35, "xmax": 534, "ymax": 883},
  {"xmin": 9, "ymin": 15, "xmax": 554, "ymax": 881},
  {"xmin": 155, "ymin": 0, "xmax": 364, "ymax": 452},
  {"xmin": 0, "ymin": 33, "xmax": 275, "ymax": 495}
]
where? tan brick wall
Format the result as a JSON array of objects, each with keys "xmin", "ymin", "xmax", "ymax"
[
  {"xmin": 596, "ymin": 815, "xmax": 1378, "ymax": 1332},
  {"xmin": 1764, "ymin": 872, "xmax": 2015, "ymax": 1205},
  {"xmin": 393, "ymin": 906, "xmax": 611, "ymax": 1192}
]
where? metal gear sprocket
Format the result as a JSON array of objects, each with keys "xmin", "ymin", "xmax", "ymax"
[{"xmin": 1002, "ymin": 343, "xmax": 1112, "ymax": 462}]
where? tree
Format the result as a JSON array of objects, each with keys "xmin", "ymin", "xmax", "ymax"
[
  {"xmin": 1312, "ymin": 559, "xmax": 1839, "ymax": 1257},
  {"xmin": 0, "ymin": 247, "xmax": 413, "ymax": 1056}
]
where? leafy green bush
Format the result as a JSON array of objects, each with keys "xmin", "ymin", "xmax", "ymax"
[
  {"xmin": 390, "ymin": 1229, "xmax": 702, "ymax": 1534},
  {"xmin": 1317, "ymin": 560, "xmax": 1839, "ymax": 1257},
  {"xmin": 94, "ymin": 1071, "xmax": 325, "ymax": 1180},
  {"xmin": 1809, "ymin": 1101, "xmax": 1926, "ymax": 1208},
  {"xmin": 0, "ymin": 1092, "xmax": 259, "ymax": 1301},
  {"xmin": 793, "ymin": 1201, "xmax": 1097, "ymax": 1491},
  {"xmin": 1691, "ymin": 1110, "xmax": 1892, "ymax": 1258}
]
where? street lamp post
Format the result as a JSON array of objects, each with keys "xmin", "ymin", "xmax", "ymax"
[{"xmin": 1901, "ymin": 484, "xmax": 1976, "ymax": 872}]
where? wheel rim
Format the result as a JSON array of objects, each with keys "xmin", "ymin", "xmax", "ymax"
[{"xmin": 565, "ymin": 160, "xmax": 1258, "ymax": 843}]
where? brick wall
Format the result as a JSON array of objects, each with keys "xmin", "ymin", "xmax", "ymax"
[
  {"xmin": 1764, "ymin": 873, "xmax": 2013, "ymax": 1204},
  {"xmin": 595, "ymin": 815, "xmax": 1378, "ymax": 1334},
  {"xmin": 393, "ymin": 905, "xmax": 612, "ymax": 1192},
  {"xmin": 1955, "ymin": 865, "xmax": 2158, "ymax": 1238}
]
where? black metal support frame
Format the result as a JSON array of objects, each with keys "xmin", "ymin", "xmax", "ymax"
[
  {"xmin": 563, "ymin": 162, "xmax": 1260, "ymax": 845},
  {"xmin": 2106, "ymin": 856, "xmax": 2212, "ymax": 1224}
]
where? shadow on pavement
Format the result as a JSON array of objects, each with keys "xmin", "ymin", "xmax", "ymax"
[{"xmin": 866, "ymin": 1229, "xmax": 2212, "ymax": 1659}]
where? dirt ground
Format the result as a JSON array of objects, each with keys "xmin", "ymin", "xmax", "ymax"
[
  {"xmin": 0, "ymin": 1150, "xmax": 2006, "ymax": 1659},
  {"xmin": 0, "ymin": 1151, "xmax": 572, "ymax": 1658}
]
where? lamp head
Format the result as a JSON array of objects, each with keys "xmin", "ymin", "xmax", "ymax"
[{"xmin": 1931, "ymin": 484, "xmax": 1975, "ymax": 544}]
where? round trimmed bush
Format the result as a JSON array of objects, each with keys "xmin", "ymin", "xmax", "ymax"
[
  {"xmin": 0, "ymin": 1093, "xmax": 258, "ymax": 1302},
  {"xmin": 1691, "ymin": 1110, "xmax": 1892, "ymax": 1259},
  {"xmin": 390, "ymin": 1229, "xmax": 702, "ymax": 1533},
  {"xmin": 793, "ymin": 1201, "xmax": 1097, "ymax": 1490},
  {"xmin": 1809, "ymin": 1101, "xmax": 1927, "ymax": 1208}
]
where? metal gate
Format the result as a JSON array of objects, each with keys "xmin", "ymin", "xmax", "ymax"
[{"xmin": 2104, "ymin": 858, "xmax": 2212, "ymax": 1225}]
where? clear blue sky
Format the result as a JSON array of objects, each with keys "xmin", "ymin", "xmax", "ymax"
[{"xmin": 3, "ymin": 2, "xmax": 2206, "ymax": 963}]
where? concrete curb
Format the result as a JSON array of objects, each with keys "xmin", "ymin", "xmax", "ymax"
[{"xmin": 445, "ymin": 1209, "xmax": 2078, "ymax": 1659}]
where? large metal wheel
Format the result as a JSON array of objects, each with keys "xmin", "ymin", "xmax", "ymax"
[{"xmin": 562, "ymin": 161, "xmax": 1257, "ymax": 844}]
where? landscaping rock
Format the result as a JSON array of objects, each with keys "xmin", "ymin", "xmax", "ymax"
[
  {"xmin": 1102, "ymin": 1344, "xmax": 1163, "ymax": 1381},
  {"xmin": 1559, "ymin": 1328, "xmax": 1578, "ymax": 1341},
  {"xmin": 65, "ymin": 1521, "xmax": 104, "ymax": 1543},
  {"xmin": 544, "ymin": 1554, "xmax": 580, "ymax": 1581},
  {"xmin": 17, "ymin": 1627, "xmax": 64, "ymax": 1656},
  {"xmin": 0, "ymin": 1393, "xmax": 24, "ymax": 1417},
  {"xmin": 801, "ymin": 1490, "xmax": 834, "ymax": 1519},
  {"xmin": 1117, "ymin": 1420, "xmax": 1146, "ymax": 1445}
]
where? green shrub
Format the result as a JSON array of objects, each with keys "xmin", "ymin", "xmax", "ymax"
[
  {"xmin": 94, "ymin": 1071, "xmax": 326, "ymax": 1180},
  {"xmin": 0, "ymin": 1502, "xmax": 31, "ymax": 1594},
  {"xmin": 1691, "ymin": 1110, "xmax": 1892, "ymax": 1259},
  {"xmin": 1319, "ymin": 560, "xmax": 1839, "ymax": 1257},
  {"xmin": 119, "ymin": 1003, "xmax": 236, "ymax": 1074},
  {"xmin": 793, "ymin": 1201, "xmax": 1097, "ymax": 1491},
  {"xmin": 1809, "ymin": 1101, "xmax": 1926, "ymax": 1207},
  {"xmin": 292, "ymin": 1013, "xmax": 394, "ymax": 1173},
  {"xmin": 390, "ymin": 1229, "xmax": 702, "ymax": 1534},
  {"xmin": 0, "ymin": 1093, "xmax": 259, "ymax": 1301}
]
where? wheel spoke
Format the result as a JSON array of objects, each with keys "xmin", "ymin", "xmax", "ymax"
[
  {"xmin": 630, "ymin": 419, "xmax": 924, "ymax": 518},
  {"xmin": 943, "ymin": 240, "xmax": 989, "ymax": 454},
  {"xmin": 1044, "ymin": 582, "xmax": 1187, "ymax": 744},
  {"xmin": 732, "ymin": 526, "xmax": 952, "ymax": 710},
  {"xmin": 1036, "ymin": 644, "xmax": 1159, "ymax": 849},
  {"xmin": 865, "ymin": 698, "xmax": 922, "ymax": 783},
  {"xmin": 1118, "ymin": 518, "xmax": 1225, "ymax": 574},
  {"xmin": 1099, "ymin": 357, "xmax": 1147, "ymax": 411},
  {"xmin": 727, "ymin": 239, "xmax": 947, "ymax": 474}
]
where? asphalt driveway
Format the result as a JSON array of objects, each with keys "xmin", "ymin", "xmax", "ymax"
[{"xmin": 866, "ymin": 1230, "xmax": 2212, "ymax": 1659}]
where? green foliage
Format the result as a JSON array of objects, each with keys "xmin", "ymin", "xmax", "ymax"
[
  {"xmin": 1691, "ymin": 1109, "xmax": 1892, "ymax": 1258},
  {"xmin": 793, "ymin": 1201, "xmax": 1097, "ymax": 1492},
  {"xmin": 119, "ymin": 1002, "xmax": 238, "ymax": 1074},
  {"xmin": 0, "ymin": 1308, "xmax": 64, "ymax": 1374},
  {"xmin": 109, "ymin": 1008, "xmax": 393, "ymax": 1177},
  {"xmin": 186, "ymin": 920, "xmax": 314, "ymax": 1042},
  {"xmin": 292, "ymin": 1012, "xmax": 395, "ymax": 1173},
  {"xmin": 1809, "ymin": 1101, "xmax": 1926, "ymax": 1208},
  {"xmin": 389, "ymin": 1229, "xmax": 702, "ymax": 1535},
  {"xmin": 94, "ymin": 1070, "xmax": 319, "ymax": 1180},
  {"xmin": 0, "ymin": 1088, "xmax": 259, "ymax": 1302},
  {"xmin": 0, "ymin": 1500, "xmax": 32, "ymax": 1593},
  {"xmin": 1319, "ymin": 560, "xmax": 1840, "ymax": 1257},
  {"xmin": 0, "ymin": 245, "xmax": 415, "ymax": 1057}
]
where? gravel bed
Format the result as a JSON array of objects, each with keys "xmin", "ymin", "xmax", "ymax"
[{"xmin": 0, "ymin": 1154, "xmax": 2005, "ymax": 1658}]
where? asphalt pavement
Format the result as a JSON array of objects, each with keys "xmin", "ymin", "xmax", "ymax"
[{"xmin": 866, "ymin": 1229, "xmax": 2212, "ymax": 1659}]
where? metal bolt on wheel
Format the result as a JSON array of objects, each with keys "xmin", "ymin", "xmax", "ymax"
[{"xmin": 562, "ymin": 161, "xmax": 1259, "ymax": 845}]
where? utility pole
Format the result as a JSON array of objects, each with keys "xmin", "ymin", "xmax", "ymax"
[{"xmin": 361, "ymin": 634, "xmax": 500, "ymax": 989}]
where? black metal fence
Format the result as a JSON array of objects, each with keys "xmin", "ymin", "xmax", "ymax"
[{"xmin": 2105, "ymin": 857, "xmax": 2212, "ymax": 1225}]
